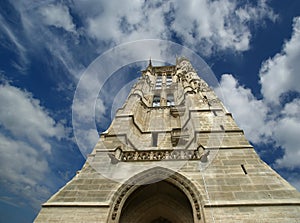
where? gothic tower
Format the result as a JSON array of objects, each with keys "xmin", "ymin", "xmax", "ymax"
[{"xmin": 35, "ymin": 58, "xmax": 300, "ymax": 222}]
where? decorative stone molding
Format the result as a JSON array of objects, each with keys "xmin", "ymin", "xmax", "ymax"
[
  {"xmin": 107, "ymin": 145, "xmax": 209, "ymax": 164},
  {"xmin": 120, "ymin": 149, "xmax": 203, "ymax": 162}
]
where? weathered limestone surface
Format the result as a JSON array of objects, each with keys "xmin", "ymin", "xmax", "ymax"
[
  {"xmin": 35, "ymin": 58, "xmax": 300, "ymax": 222},
  {"xmin": 35, "ymin": 207, "xmax": 110, "ymax": 223}
]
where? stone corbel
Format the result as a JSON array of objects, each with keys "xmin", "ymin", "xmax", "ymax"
[
  {"xmin": 200, "ymin": 150, "xmax": 210, "ymax": 163},
  {"xmin": 108, "ymin": 146, "xmax": 123, "ymax": 164}
]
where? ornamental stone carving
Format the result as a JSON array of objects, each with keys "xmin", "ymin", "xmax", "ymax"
[{"xmin": 108, "ymin": 145, "xmax": 209, "ymax": 164}]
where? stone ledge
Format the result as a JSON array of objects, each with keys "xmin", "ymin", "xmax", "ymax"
[
  {"xmin": 204, "ymin": 199, "xmax": 300, "ymax": 208},
  {"xmin": 42, "ymin": 202, "xmax": 110, "ymax": 207},
  {"xmin": 95, "ymin": 145, "xmax": 254, "ymax": 153}
]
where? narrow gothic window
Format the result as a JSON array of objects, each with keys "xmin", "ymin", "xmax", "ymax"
[
  {"xmin": 167, "ymin": 93, "xmax": 175, "ymax": 106},
  {"xmin": 153, "ymin": 95, "xmax": 160, "ymax": 107},
  {"xmin": 155, "ymin": 75, "xmax": 162, "ymax": 89},
  {"xmin": 166, "ymin": 75, "xmax": 172, "ymax": 87},
  {"xmin": 152, "ymin": 133, "xmax": 158, "ymax": 147}
]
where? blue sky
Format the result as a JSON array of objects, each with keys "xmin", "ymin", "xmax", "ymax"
[{"xmin": 0, "ymin": 0, "xmax": 300, "ymax": 222}]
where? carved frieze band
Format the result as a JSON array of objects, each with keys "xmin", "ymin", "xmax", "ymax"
[
  {"xmin": 120, "ymin": 149, "xmax": 204, "ymax": 162},
  {"xmin": 108, "ymin": 147, "xmax": 210, "ymax": 164}
]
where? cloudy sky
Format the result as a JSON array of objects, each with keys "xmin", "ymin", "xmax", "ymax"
[{"xmin": 0, "ymin": 0, "xmax": 300, "ymax": 222}]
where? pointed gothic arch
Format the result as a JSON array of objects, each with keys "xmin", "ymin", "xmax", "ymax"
[{"xmin": 108, "ymin": 167, "xmax": 203, "ymax": 223}]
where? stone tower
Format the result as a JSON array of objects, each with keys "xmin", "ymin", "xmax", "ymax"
[{"xmin": 35, "ymin": 58, "xmax": 300, "ymax": 222}]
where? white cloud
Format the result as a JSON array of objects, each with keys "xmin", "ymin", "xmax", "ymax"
[
  {"xmin": 5, "ymin": 0, "xmax": 277, "ymax": 91},
  {"xmin": 39, "ymin": 3, "xmax": 76, "ymax": 33},
  {"xmin": 4, "ymin": 1, "xmax": 85, "ymax": 80},
  {"xmin": 0, "ymin": 13, "xmax": 28, "ymax": 72},
  {"xmin": 274, "ymin": 99, "xmax": 300, "ymax": 169},
  {"xmin": 0, "ymin": 82, "xmax": 68, "ymax": 208},
  {"xmin": 82, "ymin": 0, "xmax": 276, "ymax": 54},
  {"xmin": 235, "ymin": 0, "xmax": 277, "ymax": 23},
  {"xmin": 85, "ymin": 0, "xmax": 169, "ymax": 44},
  {"xmin": 0, "ymin": 83, "xmax": 65, "ymax": 153},
  {"xmin": 260, "ymin": 17, "xmax": 300, "ymax": 104},
  {"xmin": 5, "ymin": 0, "xmax": 276, "ymax": 81},
  {"xmin": 214, "ymin": 16, "xmax": 300, "ymax": 171},
  {"xmin": 214, "ymin": 74, "xmax": 270, "ymax": 144},
  {"xmin": 216, "ymin": 74, "xmax": 300, "ymax": 169},
  {"xmin": 172, "ymin": 0, "xmax": 276, "ymax": 54},
  {"xmin": 0, "ymin": 134, "xmax": 51, "ymax": 208}
]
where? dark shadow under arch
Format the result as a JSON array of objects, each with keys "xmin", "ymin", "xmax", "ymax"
[{"xmin": 120, "ymin": 180, "xmax": 193, "ymax": 223}]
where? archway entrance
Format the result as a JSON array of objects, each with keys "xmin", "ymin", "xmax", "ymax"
[{"xmin": 119, "ymin": 181, "xmax": 194, "ymax": 223}]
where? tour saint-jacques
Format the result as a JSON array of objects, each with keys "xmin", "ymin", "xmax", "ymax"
[{"xmin": 35, "ymin": 58, "xmax": 300, "ymax": 222}]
